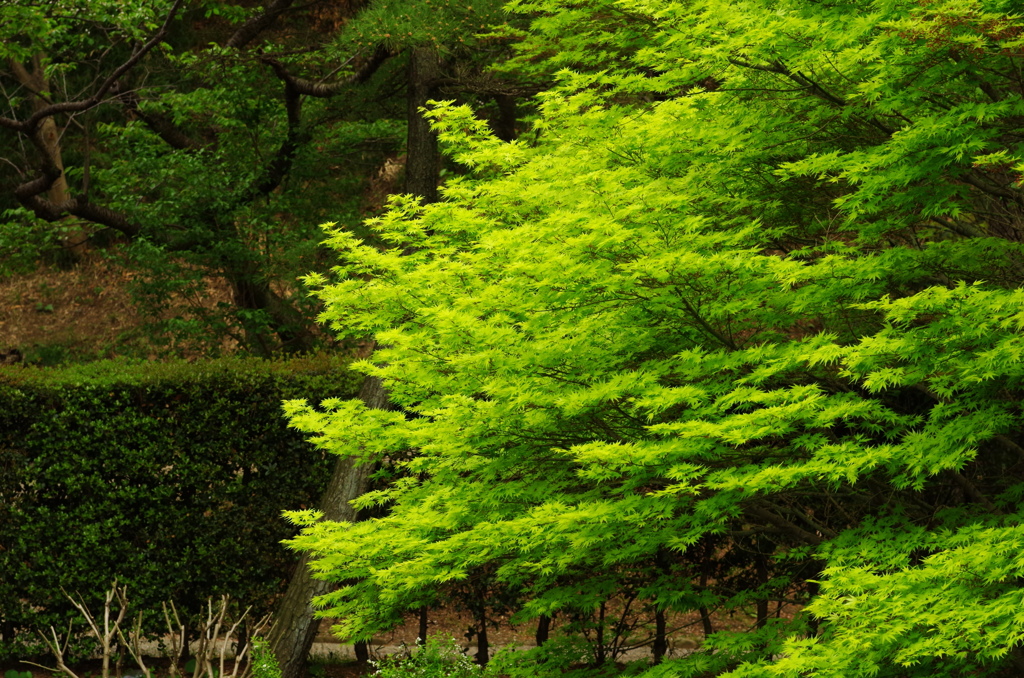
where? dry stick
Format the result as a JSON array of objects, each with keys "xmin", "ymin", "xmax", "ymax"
[
  {"xmin": 234, "ymin": 614, "xmax": 273, "ymax": 678},
  {"xmin": 63, "ymin": 582, "xmax": 128, "ymax": 678},
  {"xmin": 219, "ymin": 604, "xmax": 253, "ymax": 678},
  {"xmin": 163, "ymin": 601, "xmax": 186, "ymax": 678},
  {"xmin": 208, "ymin": 596, "xmax": 230, "ymax": 678},
  {"xmin": 193, "ymin": 597, "xmax": 227, "ymax": 678},
  {"xmin": 116, "ymin": 613, "xmax": 153, "ymax": 678},
  {"xmin": 23, "ymin": 623, "xmax": 83, "ymax": 678}
]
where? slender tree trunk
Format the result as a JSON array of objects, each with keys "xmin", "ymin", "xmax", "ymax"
[
  {"xmin": 652, "ymin": 609, "xmax": 667, "ymax": 663},
  {"xmin": 535, "ymin": 615, "xmax": 550, "ymax": 647},
  {"xmin": 475, "ymin": 605, "xmax": 489, "ymax": 666},
  {"xmin": 226, "ymin": 260, "xmax": 318, "ymax": 355},
  {"xmin": 268, "ymin": 375, "xmax": 388, "ymax": 678},
  {"xmin": 418, "ymin": 607, "xmax": 428, "ymax": 644},
  {"xmin": 404, "ymin": 47, "xmax": 442, "ymax": 202},
  {"xmin": 492, "ymin": 94, "xmax": 517, "ymax": 142},
  {"xmin": 755, "ymin": 544, "xmax": 769, "ymax": 630},
  {"xmin": 267, "ymin": 47, "xmax": 441, "ymax": 674},
  {"xmin": 699, "ymin": 552, "xmax": 715, "ymax": 639},
  {"xmin": 594, "ymin": 603, "xmax": 606, "ymax": 666}
]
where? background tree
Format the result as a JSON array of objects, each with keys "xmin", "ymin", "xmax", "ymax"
[{"xmin": 0, "ymin": 0, "xmax": 534, "ymax": 357}]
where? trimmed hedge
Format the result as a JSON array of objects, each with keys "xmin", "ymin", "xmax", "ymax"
[{"xmin": 0, "ymin": 355, "xmax": 361, "ymax": 659}]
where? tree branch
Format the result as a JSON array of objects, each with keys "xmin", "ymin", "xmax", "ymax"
[
  {"xmin": 18, "ymin": 0, "xmax": 184, "ymax": 133},
  {"xmin": 727, "ymin": 56, "xmax": 894, "ymax": 136},
  {"xmin": 958, "ymin": 170, "xmax": 1024, "ymax": 206},
  {"xmin": 259, "ymin": 45, "xmax": 395, "ymax": 98},
  {"xmin": 745, "ymin": 503, "xmax": 824, "ymax": 546},
  {"xmin": 116, "ymin": 86, "xmax": 203, "ymax": 151},
  {"xmin": 226, "ymin": 0, "xmax": 298, "ymax": 49}
]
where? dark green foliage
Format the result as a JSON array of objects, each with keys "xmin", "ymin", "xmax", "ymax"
[{"xmin": 0, "ymin": 356, "xmax": 361, "ymax": 661}]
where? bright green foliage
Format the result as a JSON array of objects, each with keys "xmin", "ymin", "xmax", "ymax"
[
  {"xmin": 251, "ymin": 638, "xmax": 284, "ymax": 678},
  {"xmin": 288, "ymin": 0, "xmax": 1024, "ymax": 675}
]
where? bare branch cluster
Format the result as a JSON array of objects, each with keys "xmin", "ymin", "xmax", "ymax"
[{"xmin": 23, "ymin": 582, "xmax": 271, "ymax": 678}]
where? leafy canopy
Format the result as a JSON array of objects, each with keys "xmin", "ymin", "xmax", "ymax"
[{"xmin": 288, "ymin": 0, "xmax": 1024, "ymax": 675}]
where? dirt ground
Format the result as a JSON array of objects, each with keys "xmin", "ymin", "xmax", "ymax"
[{"xmin": 0, "ymin": 255, "xmax": 240, "ymax": 364}]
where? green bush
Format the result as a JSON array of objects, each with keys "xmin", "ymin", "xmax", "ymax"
[
  {"xmin": 372, "ymin": 637, "xmax": 481, "ymax": 678},
  {"xmin": 250, "ymin": 637, "xmax": 283, "ymax": 678},
  {"xmin": 0, "ymin": 355, "xmax": 361, "ymax": 660}
]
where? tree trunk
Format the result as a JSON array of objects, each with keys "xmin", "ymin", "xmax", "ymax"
[
  {"xmin": 652, "ymin": 609, "xmax": 667, "ymax": 663},
  {"xmin": 594, "ymin": 603, "xmax": 606, "ymax": 666},
  {"xmin": 535, "ymin": 615, "xmax": 550, "ymax": 647},
  {"xmin": 225, "ymin": 259, "xmax": 318, "ymax": 355},
  {"xmin": 9, "ymin": 54, "xmax": 86, "ymax": 261},
  {"xmin": 268, "ymin": 375, "xmax": 389, "ymax": 678},
  {"xmin": 475, "ymin": 606, "xmax": 489, "ymax": 666},
  {"xmin": 418, "ymin": 607, "xmax": 428, "ymax": 645},
  {"xmin": 404, "ymin": 47, "xmax": 442, "ymax": 202},
  {"xmin": 492, "ymin": 94, "xmax": 517, "ymax": 142},
  {"xmin": 755, "ymin": 538, "xmax": 769, "ymax": 630},
  {"xmin": 266, "ymin": 47, "xmax": 442, "ymax": 675}
]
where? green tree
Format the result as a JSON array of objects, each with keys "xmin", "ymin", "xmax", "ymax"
[
  {"xmin": 0, "ymin": 0, "xmax": 531, "ymax": 356},
  {"xmin": 286, "ymin": 0, "xmax": 1024, "ymax": 675}
]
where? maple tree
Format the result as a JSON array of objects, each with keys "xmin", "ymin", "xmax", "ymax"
[{"xmin": 287, "ymin": 0, "xmax": 1024, "ymax": 676}]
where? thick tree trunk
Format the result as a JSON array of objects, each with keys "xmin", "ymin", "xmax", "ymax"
[{"xmin": 268, "ymin": 375, "xmax": 389, "ymax": 678}]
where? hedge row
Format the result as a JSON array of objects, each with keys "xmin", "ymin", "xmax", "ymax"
[{"xmin": 0, "ymin": 355, "xmax": 362, "ymax": 660}]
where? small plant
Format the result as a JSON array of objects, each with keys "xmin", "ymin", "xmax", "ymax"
[
  {"xmin": 7, "ymin": 670, "xmax": 32, "ymax": 678},
  {"xmin": 371, "ymin": 636, "xmax": 480, "ymax": 678},
  {"xmin": 249, "ymin": 638, "xmax": 281, "ymax": 678}
]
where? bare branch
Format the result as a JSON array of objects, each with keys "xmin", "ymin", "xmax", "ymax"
[
  {"xmin": 163, "ymin": 601, "xmax": 186, "ymax": 678},
  {"xmin": 745, "ymin": 503, "xmax": 824, "ymax": 545},
  {"xmin": 30, "ymin": 624, "xmax": 84, "ymax": 678}
]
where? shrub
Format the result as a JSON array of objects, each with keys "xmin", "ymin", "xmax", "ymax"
[
  {"xmin": 371, "ymin": 637, "xmax": 481, "ymax": 678},
  {"xmin": 0, "ymin": 355, "xmax": 361, "ymax": 660}
]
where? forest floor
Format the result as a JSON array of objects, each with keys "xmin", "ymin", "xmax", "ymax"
[{"xmin": 0, "ymin": 255, "xmax": 243, "ymax": 365}]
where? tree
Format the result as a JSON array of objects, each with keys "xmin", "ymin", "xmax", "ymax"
[
  {"xmin": 285, "ymin": 0, "xmax": 1024, "ymax": 676},
  {"xmin": 0, "ymin": 0, "xmax": 529, "ymax": 357}
]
